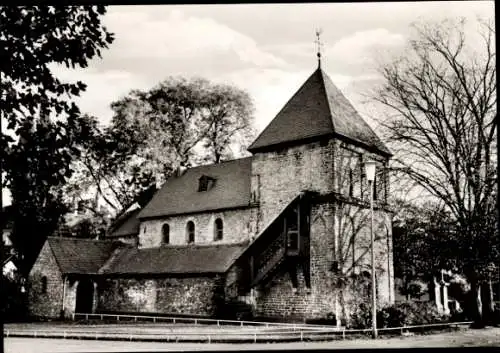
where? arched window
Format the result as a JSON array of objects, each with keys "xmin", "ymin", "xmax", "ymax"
[
  {"xmin": 186, "ymin": 221, "xmax": 195, "ymax": 244},
  {"xmin": 162, "ymin": 224, "xmax": 170, "ymax": 245},
  {"xmin": 41, "ymin": 276, "xmax": 47, "ymax": 294},
  {"xmin": 214, "ymin": 218, "xmax": 223, "ymax": 241}
]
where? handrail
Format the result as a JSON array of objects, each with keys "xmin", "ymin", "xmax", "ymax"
[
  {"xmin": 72, "ymin": 312, "xmax": 338, "ymax": 329},
  {"xmin": 72, "ymin": 312, "xmax": 473, "ymax": 332},
  {"xmin": 251, "ymin": 247, "xmax": 286, "ymax": 286},
  {"xmin": 3, "ymin": 321, "xmax": 473, "ymax": 342}
]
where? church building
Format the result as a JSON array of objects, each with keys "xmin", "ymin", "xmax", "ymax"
[{"xmin": 28, "ymin": 58, "xmax": 395, "ymax": 324}]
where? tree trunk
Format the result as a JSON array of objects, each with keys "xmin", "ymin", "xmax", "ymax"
[{"xmin": 470, "ymin": 279, "xmax": 485, "ymax": 328}]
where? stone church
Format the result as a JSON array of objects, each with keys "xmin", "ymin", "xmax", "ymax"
[{"xmin": 28, "ymin": 62, "xmax": 395, "ymax": 324}]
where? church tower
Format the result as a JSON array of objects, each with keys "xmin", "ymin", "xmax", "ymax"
[{"xmin": 243, "ymin": 33, "xmax": 395, "ymax": 323}]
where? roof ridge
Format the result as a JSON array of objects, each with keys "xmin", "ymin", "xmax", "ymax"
[
  {"xmin": 183, "ymin": 156, "xmax": 252, "ymax": 173},
  {"xmin": 47, "ymin": 236, "xmax": 118, "ymax": 244},
  {"xmin": 248, "ymin": 70, "xmax": 313, "ymax": 151},
  {"xmin": 317, "ymin": 68, "xmax": 336, "ymax": 133}
]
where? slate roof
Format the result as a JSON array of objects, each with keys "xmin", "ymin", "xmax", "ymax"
[
  {"xmin": 138, "ymin": 157, "xmax": 253, "ymax": 219},
  {"xmin": 107, "ymin": 208, "xmax": 141, "ymax": 238},
  {"xmin": 98, "ymin": 242, "xmax": 248, "ymax": 275},
  {"xmin": 248, "ymin": 67, "xmax": 391, "ymax": 155},
  {"xmin": 47, "ymin": 237, "xmax": 122, "ymax": 275}
]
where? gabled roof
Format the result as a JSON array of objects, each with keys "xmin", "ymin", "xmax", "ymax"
[
  {"xmin": 98, "ymin": 242, "xmax": 248, "ymax": 275},
  {"xmin": 138, "ymin": 157, "xmax": 253, "ymax": 219},
  {"xmin": 248, "ymin": 67, "xmax": 391, "ymax": 156},
  {"xmin": 47, "ymin": 237, "xmax": 123, "ymax": 275},
  {"xmin": 107, "ymin": 208, "xmax": 141, "ymax": 238}
]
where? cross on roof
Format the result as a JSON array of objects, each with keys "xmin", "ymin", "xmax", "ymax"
[{"xmin": 315, "ymin": 28, "xmax": 324, "ymax": 68}]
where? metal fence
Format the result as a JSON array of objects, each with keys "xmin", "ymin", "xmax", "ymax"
[
  {"xmin": 4, "ymin": 320, "xmax": 473, "ymax": 343},
  {"xmin": 72, "ymin": 312, "xmax": 340, "ymax": 330}
]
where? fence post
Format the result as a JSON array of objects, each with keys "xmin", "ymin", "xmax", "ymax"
[
  {"xmin": 342, "ymin": 329, "xmax": 345, "ymax": 340},
  {"xmin": 254, "ymin": 333, "xmax": 257, "ymax": 343},
  {"xmin": 217, "ymin": 320, "xmax": 220, "ymax": 327},
  {"xmin": 173, "ymin": 318, "xmax": 176, "ymax": 324},
  {"xmin": 194, "ymin": 319, "xmax": 197, "ymax": 325},
  {"xmin": 300, "ymin": 331, "xmax": 303, "ymax": 341},
  {"xmin": 241, "ymin": 321, "xmax": 244, "ymax": 327},
  {"xmin": 85, "ymin": 314, "xmax": 88, "ymax": 321}
]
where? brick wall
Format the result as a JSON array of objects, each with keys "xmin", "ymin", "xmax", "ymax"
[
  {"xmin": 139, "ymin": 209, "xmax": 252, "ymax": 248},
  {"xmin": 28, "ymin": 241, "xmax": 64, "ymax": 319}
]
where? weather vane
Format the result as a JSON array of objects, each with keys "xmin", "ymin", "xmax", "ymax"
[{"xmin": 315, "ymin": 28, "xmax": 323, "ymax": 68}]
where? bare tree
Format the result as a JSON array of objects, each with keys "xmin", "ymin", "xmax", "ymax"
[{"xmin": 373, "ymin": 17, "xmax": 497, "ymax": 325}]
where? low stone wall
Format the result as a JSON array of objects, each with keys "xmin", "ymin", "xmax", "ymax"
[{"xmin": 97, "ymin": 276, "xmax": 223, "ymax": 316}]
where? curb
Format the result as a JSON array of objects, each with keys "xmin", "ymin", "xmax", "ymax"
[{"xmin": 3, "ymin": 330, "xmax": 348, "ymax": 343}]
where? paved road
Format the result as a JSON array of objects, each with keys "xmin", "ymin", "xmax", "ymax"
[{"xmin": 4, "ymin": 327, "xmax": 500, "ymax": 352}]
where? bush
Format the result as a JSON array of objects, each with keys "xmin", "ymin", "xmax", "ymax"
[{"xmin": 348, "ymin": 301, "xmax": 449, "ymax": 329}]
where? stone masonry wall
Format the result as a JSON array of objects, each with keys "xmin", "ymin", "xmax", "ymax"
[
  {"xmin": 251, "ymin": 140, "xmax": 336, "ymax": 231},
  {"xmin": 28, "ymin": 242, "xmax": 64, "ymax": 318},
  {"xmin": 250, "ymin": 138, "xmax": 394, "ymax": 322},
  {"xmin": 253, "ymin": 201, "xmax": 393, "ymax": 323},
  {"xmin": 98, "ymin": 278, "xmax": 157, "ymax": 312},
  {"xmin": 97, "ymin": 276, "xmax": 220, "ymax": 316},
  {"xmin": 139, "ymin": 209, "xmax": 252, "ymax": 249},
  {"xmin": 254, "ymin": 203, "xmax": 337, "ymax": 320}
]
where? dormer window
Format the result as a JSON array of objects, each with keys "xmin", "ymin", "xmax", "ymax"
[{"xmin": 198, "ymin": 175, "xmax": 216, "ymax": 192}]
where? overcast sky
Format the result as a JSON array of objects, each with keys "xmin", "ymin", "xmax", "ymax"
[{"xmin": 1, "ymin": 1, "xmax": 494, "ymax": 206}]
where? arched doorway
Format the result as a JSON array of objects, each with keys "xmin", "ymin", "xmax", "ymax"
[{"xmin": 75, "ymin": 278, "xmax": 94, "ymax": 313}]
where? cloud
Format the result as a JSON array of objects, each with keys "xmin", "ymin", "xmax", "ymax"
[
  {"xmin": 327, "ymin": 28, "xmax": 405, "ymax": 66},
  {"xmin": 101, "ymin": 7, "xmax": 287, "ymax": 69}
]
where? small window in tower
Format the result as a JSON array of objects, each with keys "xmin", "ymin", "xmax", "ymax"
[
  {"xmin": 41, "ymin": 276, "xmax": 47, "ymax": 294},
  {"xmin": 373, "ymin": 174, "xmax": 378, "ymax": 201},
  {"xmin": 348, "ymin": 168, "xmax": 354, "ymax": 197},
  {"xmin": 287, "ymin": 207, "xmax": 298, "ymax": 231},
  {"xmin": 162, "ymin": 223, "xmax": 170, "ymax": 245},
  {"xmin": 288, "ymin": 232, "xmax": 299, "ymax": 250},
  {"xmin": 214, "ymin": 218, "xmax": 223, "ymax": 241},
  {"xmin": 186, "ymin": 221, "xmax": 195, "ymax": 244}
]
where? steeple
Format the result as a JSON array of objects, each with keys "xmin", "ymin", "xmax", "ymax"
[
  {"xmin": 248, "ymin": 67, "xmax": 391, "ymax": 156},
  {"xmin": 315, "ymin": 28, "xmax": 323, "ymax": 68}
]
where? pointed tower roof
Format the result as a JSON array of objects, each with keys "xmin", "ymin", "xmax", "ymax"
[{"xmin": 248, "ymin": 68, "xmax": 391, "ymax": 156}]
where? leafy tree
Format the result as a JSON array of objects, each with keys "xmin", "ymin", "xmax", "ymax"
[
  {"xmin": 374, "ymin": 17, "xmax": 497, "ymax": 325},
  {"xmin": 392, "ymin": 199, "xmax": 458, "ymax": 299},
  {"xmin": 111, "ymin": 77, "xmax": 255, "ymax": 170},
  {"xmin": 66, "ymin": 77, "xmax": 256, "ymax": 220},
  {"xmin": 1, "ymin": 6, "xmax": 114, "ymax": 275}
]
